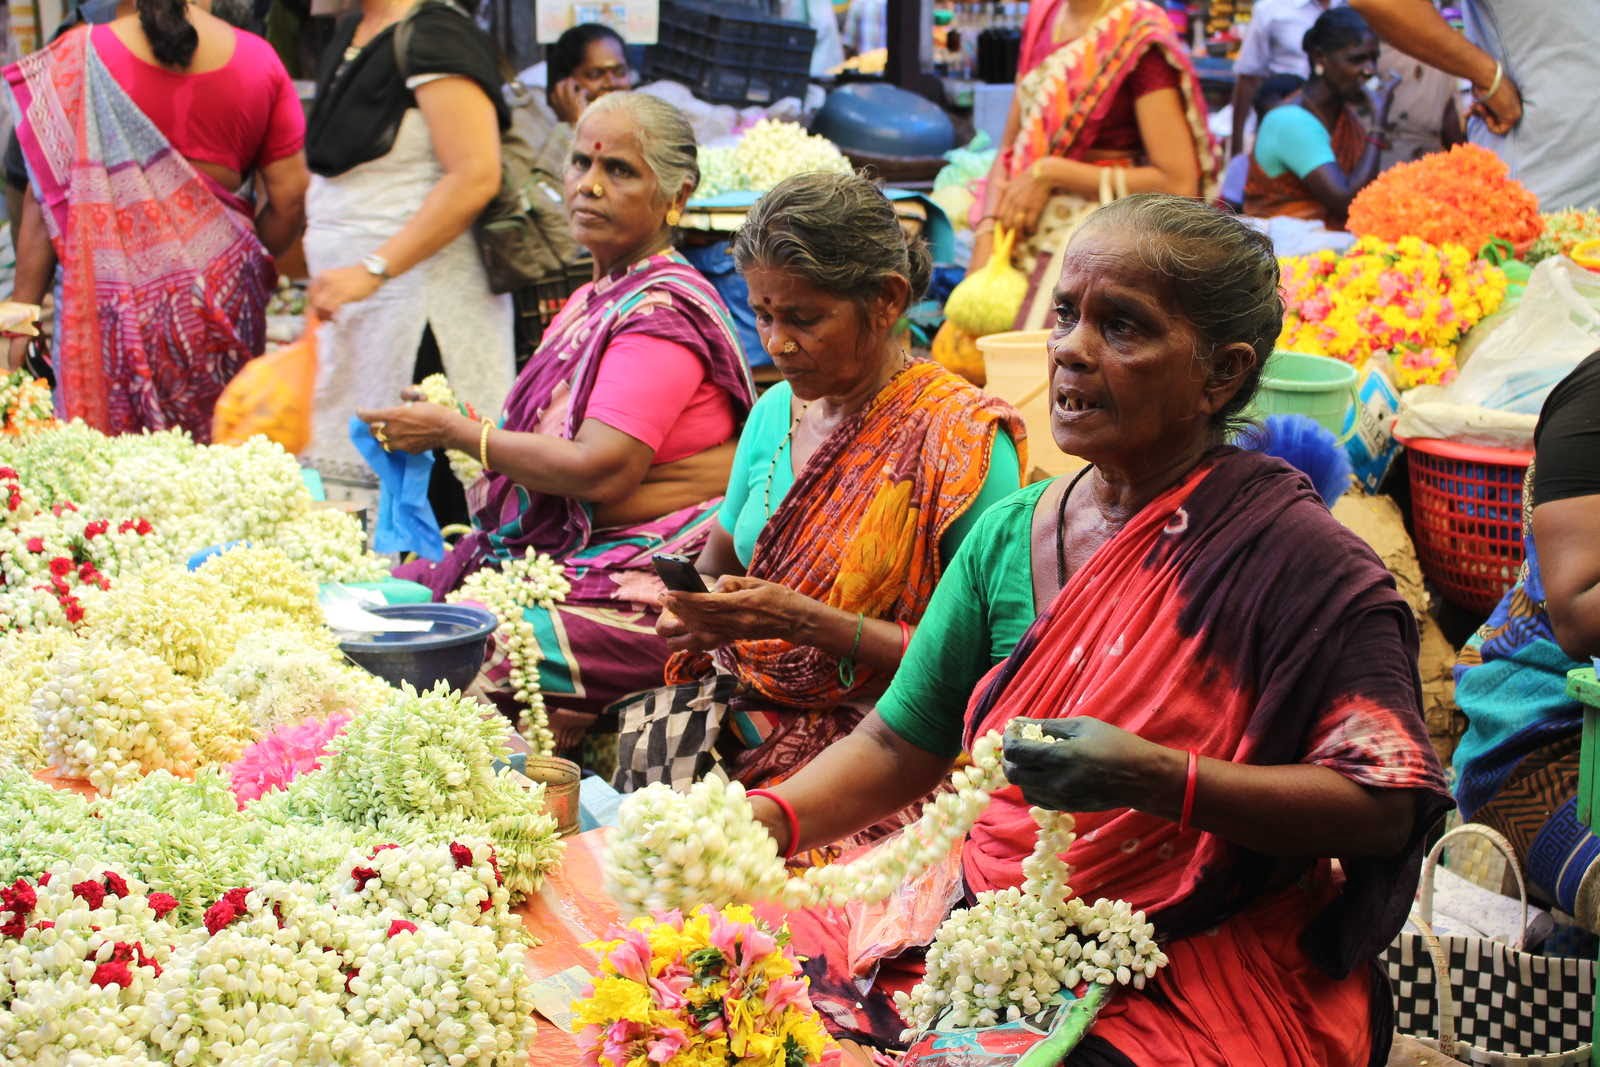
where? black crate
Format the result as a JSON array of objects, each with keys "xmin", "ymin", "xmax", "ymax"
[{"xmin": 646, "ymin": 0, "xmax": 815, "ymax": 105}]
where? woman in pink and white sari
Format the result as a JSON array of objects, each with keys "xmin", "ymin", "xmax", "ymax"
[{"xmin": 3, "ymin": 0, "xmax": 307, "ymax": 439}]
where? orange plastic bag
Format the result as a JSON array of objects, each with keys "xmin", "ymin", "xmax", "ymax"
[{"xmin": 212, "ymin": 316, "xmax": 318, "ymax": 452}]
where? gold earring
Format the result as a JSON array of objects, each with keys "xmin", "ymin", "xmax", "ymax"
[
  {"xmin": 591, "ymin": 183, "xmax": 604, "ymax": 198},
  {"xmin": 666, "ymin": 208, "xmax": 681, "ymax": 226}
]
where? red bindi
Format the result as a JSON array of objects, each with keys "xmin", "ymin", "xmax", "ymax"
[{"xmin": 592, "ymin": 141, "xmax": 603, "ymax": 151}]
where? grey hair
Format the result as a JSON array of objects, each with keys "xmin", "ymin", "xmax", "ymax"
[
  {"xmin": 731, "ymin": 171, "xmax": 932, "ymax": 315},
  {"xmin": 1073, "ymin": 194, "xmax": 1283, "ymax": 435},
  {"xmin": 580, "ymin": 92, "xmax": 700, "ymax": 205}
]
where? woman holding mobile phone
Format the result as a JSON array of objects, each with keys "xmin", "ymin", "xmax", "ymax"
[{"xmin": 617, "ymin": 173, "xmax": 1024, "ymax": 859}]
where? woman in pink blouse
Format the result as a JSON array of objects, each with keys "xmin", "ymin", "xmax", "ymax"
[{"xmin": 4, "ymin": 0, "xmax": 308, "ymax": 440}]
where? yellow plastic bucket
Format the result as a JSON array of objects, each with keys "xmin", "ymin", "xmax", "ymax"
[{"xmin": 1250, "ymin": 350, "xmax": 1359, "ymax": 442}]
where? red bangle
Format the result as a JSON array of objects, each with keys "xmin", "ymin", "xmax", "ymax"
[
  {"xmin": 748, "ymin": 788, "xmax": 801, "ymax": 861},
  {"xmin": 897, "ymin": 620, "xmax": 913, "ymax": 656},
  {"xmin": 1178, "ymin": 751, "xmax": 1199, "ymax": 834}
]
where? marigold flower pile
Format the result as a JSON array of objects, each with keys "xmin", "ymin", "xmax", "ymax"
[
  {"xmin": 574, "ymin": 903, "xmax": 841, "ymax": 1066},
  {"xmin": 1347, "ymin": 143, "xmax": 1543, "ymax": 253},
  {"xmin": 1277, "ymin": 235, "xmax": 1508, "ymax": 388}
]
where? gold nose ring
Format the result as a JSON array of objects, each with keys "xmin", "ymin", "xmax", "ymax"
[
  {"xmin": 773, "ymin": 340, "xmax": 798, "ymax": 355},
  {"xmin": 591, "ymin": 182, "xmax": 604, "ymax": 198}
]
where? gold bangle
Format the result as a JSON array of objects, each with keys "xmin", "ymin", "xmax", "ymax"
[{"xmin": 478, "ymin": 418, "xmax": 494, "ymax": 471}]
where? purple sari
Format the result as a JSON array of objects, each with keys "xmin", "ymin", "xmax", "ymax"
[{"xmin": 398, "ymin": 251, "xmax": 754, "ymax": 720}]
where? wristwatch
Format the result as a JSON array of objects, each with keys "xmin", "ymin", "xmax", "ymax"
[{"xmin": 361, "ymin": 253, "xmax": 391, "ymax": 282}]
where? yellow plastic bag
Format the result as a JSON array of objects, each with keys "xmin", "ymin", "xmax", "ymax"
[
  {"xmin": 943, "ymin": 225, "xmax": 1029, "ymax": 338},
  {"xmin": 931, "ymin": 320, "xmax": 986, "ymax": 387},
  {"xmin": 212, "ymin": 316, "xmax": 318, "ymax": 453}
]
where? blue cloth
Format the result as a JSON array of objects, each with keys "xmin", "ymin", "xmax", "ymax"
[
  {"xmin": 680, "ymin": 241, "xmax": 766, "ymax": 368},
  {"xmin": 187, "ymin": 540, "xmax": 251, "ymax": 570},
  {"xmin": 348, "ymin": 416, "xmax": 444, "ymax": 561},
  {"xmin": 1253, "ymin": 105, "xmax": 1337, "ymax": 180}
]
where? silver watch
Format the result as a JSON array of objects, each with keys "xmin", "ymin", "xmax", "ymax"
[{"xmin": 361, "ymin": 253, "xmax": 390, "ymax": 281}]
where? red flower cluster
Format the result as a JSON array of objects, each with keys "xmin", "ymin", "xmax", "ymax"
[
  {"xmin": 202, "ymin": 886, "xmax": 253, "ymax": 935},
  {"xmin": 1, "ymin": 877, "xmax": 38, "ymax": 938},
  {"xmin": 147, "ymin": 892, "xmax": 179, "ymax": 919},
  {"xmin": 89, "ymin": 941, "xmax": 161, "ymax": 987},
  {"xmin": 448, "ymin": 842, "xmax": 474, "ymax": 869},
  {"xmin": 71, "ymin": 871, "xmax": 129, "ymax": 909},
  {"xmin": 350, "ymin": 865, "xmax": 380, "ymax": 892},
  {"xmin": 386, "ymin": 919, "xmax": 418, "ymax": 938}
]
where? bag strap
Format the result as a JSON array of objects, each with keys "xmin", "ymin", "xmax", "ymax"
[
  {"xmin": 1417, "ymin": 822, "xmax": 1530, "ymax": 950},
  {"xmin": 1406, "ymin": 910, "xmax": 1461, "ymax": 1060}
]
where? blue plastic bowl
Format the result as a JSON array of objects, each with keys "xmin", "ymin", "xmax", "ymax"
[
  {"xmin": 812, "ymin": 83, "xmax": 956, "ymax": 158},
  {"xmin": 338, "ymin": 603, "xmax": 499, "ymax": 695}
]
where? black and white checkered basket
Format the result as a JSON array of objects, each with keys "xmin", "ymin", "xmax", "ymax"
[{"xmin": 1380, "ymin": 824, "xmax": 1594, "ymax": 1066}]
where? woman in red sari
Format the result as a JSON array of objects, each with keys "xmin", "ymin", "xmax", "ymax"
[
  {"xmin": 749, "ymin": 195, "xmax": 1452, "ymax": 1064},
  {"xmin": 971, "ymin": 0, "xmax": 1215, "ymax": 330}
]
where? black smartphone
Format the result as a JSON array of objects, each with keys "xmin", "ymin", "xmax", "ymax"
[{"xmin": 652, "ymin": 552, "xmax": 708, "ymax": 594}]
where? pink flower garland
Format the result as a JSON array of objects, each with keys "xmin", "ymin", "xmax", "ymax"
[{"xmin": 227, "ymin": 713, "xmax": 350, "ymax": 806}]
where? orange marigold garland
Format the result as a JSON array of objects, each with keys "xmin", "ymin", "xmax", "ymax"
[{"xmin": 1347, "ymin": 144, "xmax": 1543, "ymax": 253}]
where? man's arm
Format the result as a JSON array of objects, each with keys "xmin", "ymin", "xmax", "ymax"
[{"xmin": 1347, "ymin": 0, "xmax": 1522, "ymax": 133}]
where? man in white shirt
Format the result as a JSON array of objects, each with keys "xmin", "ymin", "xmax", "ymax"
[{"xmin": 1229, "ymin": 0, "xmax": 1342, "ymax": 156}]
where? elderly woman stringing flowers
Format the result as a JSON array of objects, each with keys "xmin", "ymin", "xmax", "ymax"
[
  {"xmin": 621, "ymin": 172, "xmax": 1025, "ymax": 858},
  {"xmin": 741, "ymin": 195, "xmax": 1451, "ymax": 1063},
  {"xmin": 358, "ymin": 92, "xmax": 755, "ymax": 752}
]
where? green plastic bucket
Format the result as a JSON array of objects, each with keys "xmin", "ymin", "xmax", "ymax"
[{"xmin": 1250, "ymin": 350, "xmax": 1359, "ymax": 442}]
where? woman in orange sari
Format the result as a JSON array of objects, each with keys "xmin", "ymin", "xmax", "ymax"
[
  {"xmin": 973, "ymin": 0, "xmax": 1215, "ymax": 330},
  {"xmin": 616, "ymin": 173, "xmax": 1024, "ymax": 854}
]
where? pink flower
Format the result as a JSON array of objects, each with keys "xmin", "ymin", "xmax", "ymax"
[
  {"xmin": 602, "ymin": 1019, "xmax": 642, "ymax": 1064},
  {"xmin": 606, "ymin": 928, "xmax": 653, "ymax": 984},
  {"xmin": 646, "ymin": 1028, "xmax": 689, "ymax": 1063},
  {"xmin": 648, "ymin": 973, "xmax": 692, "ymax": 1011},
  {"xmin": 762, "ymin": 975, "xmax": 811, "ymax": 1013}
]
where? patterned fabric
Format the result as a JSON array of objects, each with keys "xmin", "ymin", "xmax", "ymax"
[
  {"xmin": 1002, "ymin": 0, "xmax": 1217, "ymax": 331},
  {"xmin": 1383, "ymin": 925, "xmax": 1594, "ymax": 1059},
  {"xmin": 661, "ymin": 360, "xmax": 1025, "ymax": 834},
  {"xmin": 4, "ymin": 28, "xmax": 275, "ymax": 440},
  {"xmin": 397, "ymin": 251, "xmax": 754, "ymax": 598},
  {"xmin": 608, "ymin": 673, "xmax": 740, "ymax": 793},
  {"xmin": 1006, "ymin": 0, "xmax": 1216, "ymax": 187},
  {"xmin": 1453, "ymin": 464, "xmax": 1596, "ymax": 921},
  {"xmin": 952, "ymin": 449, "xmax": 1451, "ymax": 1062}
]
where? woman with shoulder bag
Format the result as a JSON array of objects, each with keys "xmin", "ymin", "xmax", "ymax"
[{"xmin": 303, "ymin": 0, "xmax": 515, "ymax": 517}]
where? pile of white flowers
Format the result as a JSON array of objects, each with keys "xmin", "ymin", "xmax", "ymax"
[
  {"xmin": 449, "ymin": 554, "xmax": 570, "ymax": 755},
  {"xmin": 0, "ymin": 423, "xmax": 388, "ymax": 591},
  {"xmin": 695, "ymin": 119, "xmax": 855, "ymax": 197},
  {"xmin": 604, "ymin": 726, "xmax": 1171, "ymax": 1038},
  {"xmin": 267, "ymin": 684, "xmax": 566, "ymax": 900},
  {"xmin": 0, "ymin": 844, "xmax": 540, "ymax": 1065},
  {"xmin": 31, "ymin": 639, "xmax": 248, "ymax": 792}
]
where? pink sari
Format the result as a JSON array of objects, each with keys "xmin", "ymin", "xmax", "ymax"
[{"xmin": 4, "ymin": 28, "xmax": 274, "ymax": 439}]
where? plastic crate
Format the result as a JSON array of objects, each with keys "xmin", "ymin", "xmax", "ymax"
[
  {"xmin": 1397, "ymin": 435, "xmax": 1534, "ymax": 616},
  {"xmin": 646, "ymin": 0, "xmax": 815, "ymax": 105}
]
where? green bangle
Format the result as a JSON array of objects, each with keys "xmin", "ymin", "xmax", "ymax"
[{"xmin": 837, "ymin": 612, "xmax": 865, "ymax": 689}]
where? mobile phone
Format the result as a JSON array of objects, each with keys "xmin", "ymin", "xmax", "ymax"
[{"xmin": 652, "ymin": 553, "xmax": 708, "ymax": 594}]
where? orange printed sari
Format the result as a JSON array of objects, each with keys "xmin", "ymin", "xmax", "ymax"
[{"xmin": 666, "ymin": 360, "xmax": 1024, "ymax": 832}]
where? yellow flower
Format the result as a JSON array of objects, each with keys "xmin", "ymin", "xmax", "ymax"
[
  {"xmin": 573, "ymin": 976, "xmax": 653, "ymax": 1026},
  {"xmin": 782, "ymin": 1013, "xmax": 837, "ymax": 1061}
]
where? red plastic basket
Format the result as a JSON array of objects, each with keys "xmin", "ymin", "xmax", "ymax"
[{"xmin": 1398, "ymin": 436, "xmax": 1534, "ymax": 616}]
